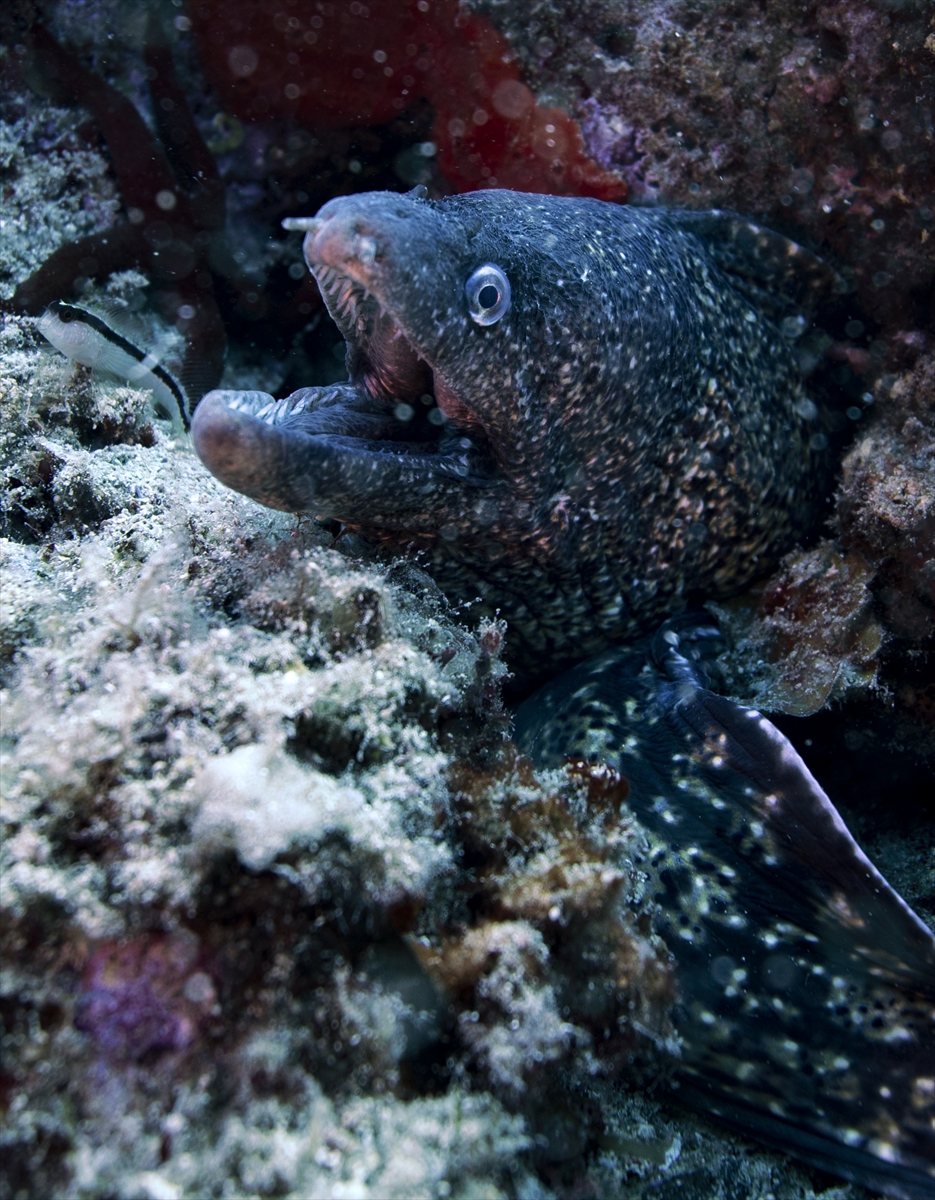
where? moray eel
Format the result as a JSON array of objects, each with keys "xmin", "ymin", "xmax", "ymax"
[
  {"xmin": 190, "ymin": 188, "xmax": 935, "ymax": 1192},
  {"xmin": 514, "ymin": 616, "xmax": 935, "ymax": 1200},
  {"xmin": 192, "ymin": 187, "xmax": 835, "ymax": 681}
]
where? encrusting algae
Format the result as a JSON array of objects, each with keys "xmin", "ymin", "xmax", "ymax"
[{"xmin": 1, "ymin": 4, "xmax": 934, "ymax": 1199}]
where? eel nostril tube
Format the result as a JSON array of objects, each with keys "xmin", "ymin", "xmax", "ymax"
[{"xmin": 281, "ymin": 216, "xmax": 326, "ymax": 233}]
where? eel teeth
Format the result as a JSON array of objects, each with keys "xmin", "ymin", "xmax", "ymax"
[{"xmin": 315, "ymin": 265, "xmax": 366, "ymax": 331}]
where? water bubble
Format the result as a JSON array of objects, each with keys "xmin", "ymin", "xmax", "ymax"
[
  {"xmin": 809, "ymin": 432, "xmax": 829, "ymax": 450},
  {"xmin": 491, "ymin": 79, "xmax": 535, "ymax": 120},
  {"xmin": 227, "ymin": 45, "xmax": 259, "ymax": 78},
  {"xmin": 845, "ymin": 320, "xmax": 865, "ymax": 338},
  {"xmin": 846, "ymin": 406, "xmax": 862, "ymax": 420},
  {"xmin": 780, "ymin": 314, "xmax": 807, "ymax": 340},
  {"xmin": 794, "ymin": 398, "xmax": 818, "ymax": 420},
  {"xmin": 870, "ymin": 218, "xmax": 885, "ymax": 232},
  {"xmin": 872, "ymin": 271, "xmax": 892, "ymax": 287},
  {"xmin": 763, "ymin": 954, "xmax": 798, "ymax": 989}
]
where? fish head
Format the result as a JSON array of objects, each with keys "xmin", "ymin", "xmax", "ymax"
[
  {"xmin": 192, "ymin": 189, "xmax": 620, "ymax": 559},
  {"xmin": 301, "ymin": 188, "xmax": 605, "ymax": 475}
]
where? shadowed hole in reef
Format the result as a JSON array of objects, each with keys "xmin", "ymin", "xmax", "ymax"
[
  {"xmin": 188, "ymin": 849, "xmax": 451, "ymax": 1098},
  {"xmin": 287, "ymin": 709, "xmax": 369, "ymax": 774},
  {"xmin": 595, "ymin": 25, "xmax": 637, "ymax": 58},
  {"xmin": 286, "ymin": 682, "xmax": 440, "ymax": 774},
  {"xmin": 771, "ymin": 704, "xmax": 935, "ymax": 921}
]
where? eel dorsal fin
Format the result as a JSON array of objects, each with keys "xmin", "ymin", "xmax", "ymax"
[
  {"xmin": 664, "ymin": 209, "xmax": 845, "ymax": 322},
  {"xmin": 668, "ymin": 687, "xmax": 935, "ymax": 985}
]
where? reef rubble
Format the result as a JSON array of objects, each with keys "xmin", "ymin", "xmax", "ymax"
[{"xmin": 1, "ymin": 4, "xmax": 933, "ymax": 1198}]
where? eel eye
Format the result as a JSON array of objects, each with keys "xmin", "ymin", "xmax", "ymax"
[{"xmin": 465, "ymin": 264, "xmax": 511, "ymax": 326}]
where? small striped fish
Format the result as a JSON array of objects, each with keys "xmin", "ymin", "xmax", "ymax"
[{"xmin": 38, "ymin": 300, "xmax": 197, "ymax": 430}]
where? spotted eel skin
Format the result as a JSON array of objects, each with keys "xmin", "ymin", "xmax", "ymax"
[
  {"xmin": 514, "ymin": 615, "xmax": 935, "ymax": 1200},
  {"xmin": 192, "ymin": 188, "xmax": 835, "ymax": 685},
  {"xmin": 191, "ymin": 189, "xmax": 935, "ymax": 1196}
]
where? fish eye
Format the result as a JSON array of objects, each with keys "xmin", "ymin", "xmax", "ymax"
[{"xmin": 465, "ymin": 264, "xmax": 511, "ymax": 326}]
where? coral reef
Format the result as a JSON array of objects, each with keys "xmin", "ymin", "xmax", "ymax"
[
  {"xmin": 713, "ymin": 541, "xmax": 884, "ymax": 717},
  {"xmin": 3, "ymin": 302, "xmax": 899, "ymax": 1197},
  {"xmin": 0, "ymin": 307, "xmax": 530, "ymax": 1196},
  {"xmin": 837, "ymin": 352, "xmax": 935, "ymax": 648},
  {"xmin": 0, "ymin": 94, "xmax": 120, "ymax": 303},
  {"xmin": 478, "ymin": 0, "xmax": 934, "ymax": 334},
  {"xmin": 711, "ymin": 350, "xmax": 934, "ymax": 734},
  {"xmin": 1, "ymin": 3, "xmax": 933, "ymax": 1197}
]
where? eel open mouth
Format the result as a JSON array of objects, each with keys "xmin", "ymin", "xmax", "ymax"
[
  {"xmin": 313, "ymin": 259, "xmax": 435, "ymax": 407},
  {"xmin": 191, "ymin": 197, "xmax": 492, "ymax": 526},
  {"xmin": 303, "ymin": 206, "xmax": 476, "ymax": 428}
]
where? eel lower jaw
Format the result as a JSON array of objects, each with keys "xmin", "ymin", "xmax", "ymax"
[
  {"xmin": 191, "ymin": 385, "xmax": 494, "ymax": 524},
  {"xmin": 191, "ymin": 391, "xmax": 314, "ymax": 513},
  {"xmin": 192, "ymin": 222, "xmax": 494, "ymax": 518}
]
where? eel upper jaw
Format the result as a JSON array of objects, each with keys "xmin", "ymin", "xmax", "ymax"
[
  {"xmin": 305, "ymin": 216, "xmax": 447, "ymax": 419},
  {"xmin": 192, "ymin": 214, "xmax": 498, "ymax": 522}
]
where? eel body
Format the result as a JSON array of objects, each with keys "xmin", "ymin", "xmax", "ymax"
[
  {"xmin": 187, "ymin": 188, "xmax": 935, "ymax": 1196},
  {"xmin": 192, "ymin": 188, "xmax": 835, "ymax": 680},
  {"xmin": 514, "ymin": 617, "xmax": 935, "ymax": 1200}
]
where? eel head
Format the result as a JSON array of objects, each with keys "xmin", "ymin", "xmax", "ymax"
[{"xmin": 191, "ymin": 188, "xmax": 576, "ymax": 542}]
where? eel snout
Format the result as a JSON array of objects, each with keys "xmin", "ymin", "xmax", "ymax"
[
  {"xmin": 303, "ymin": 205, "xmax": 436, "ymax": 405},
  {"xmin": 191, "ymin": 390, "xmax": 315, "ymax": 513}
]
